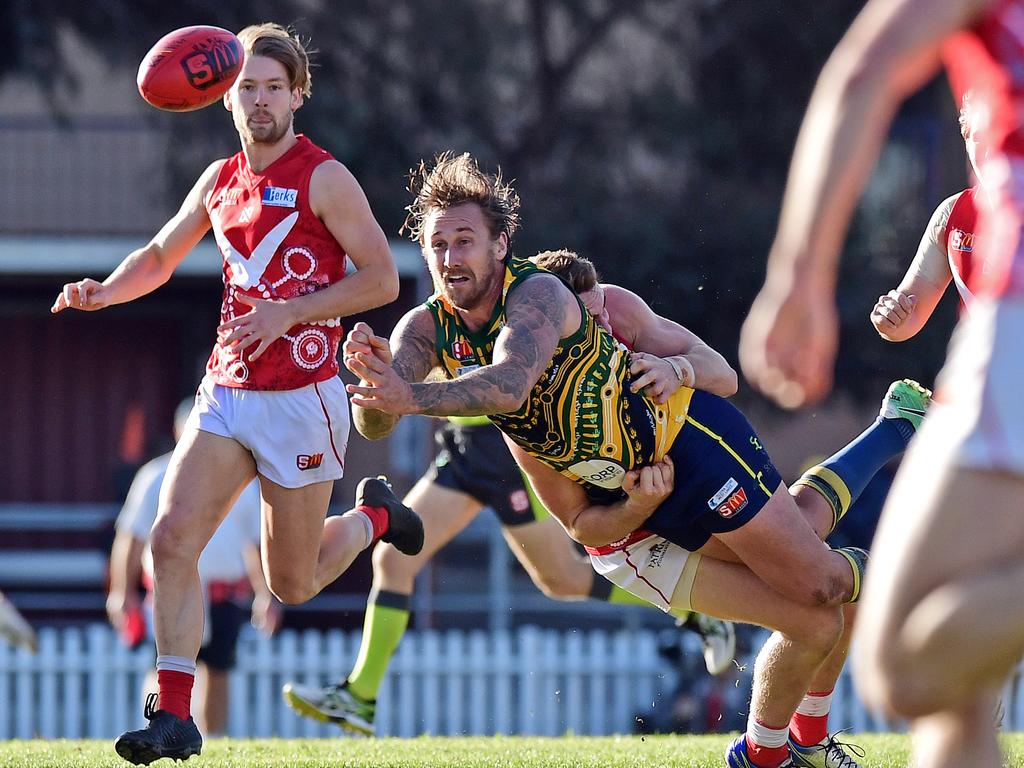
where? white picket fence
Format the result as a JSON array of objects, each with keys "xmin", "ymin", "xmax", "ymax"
[{"xmin": 1, "ymin": 625, "xmax": 1023, "ymax": 739}]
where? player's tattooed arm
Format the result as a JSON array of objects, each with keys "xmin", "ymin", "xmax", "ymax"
[
  {"xmin": 347, "ymin": 308, "xmax": 439, "ymax": 439},
  {"xmin": 406, "ymin": 274, "xmax": 568, "ymax": 416}
]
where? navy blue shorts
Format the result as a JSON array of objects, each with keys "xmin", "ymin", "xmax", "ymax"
[
  {"xmin": 427, "ymin": 421, "xmax": 544, "ymax": 527},
  {"xmin": 641, "ymin": 390, "xmax": 783, "ymax": 551}
]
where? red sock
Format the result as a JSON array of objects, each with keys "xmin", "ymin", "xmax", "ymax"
[
  {"xmin": 157, "ymin": 669, "xmax": 194, "ymax": 720},
  {"xmin": 745, "ymin": 733, "xmax": 790, "ymax": 768},
  {"xmin": 790, "ymin": 689, "xmax": 833, "ymax": 746},
  {"xmin": 357, "ymin": 504, "xmax": 389, "ymax": 541}
]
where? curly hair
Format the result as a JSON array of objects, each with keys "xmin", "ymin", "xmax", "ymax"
[
  {"xmin": 402, "ymin": 151, "xmax": 521, "ymax": 245},
  {"xmin": 531, "ymin": 249, "xmax": 601, "ymax": 294}
]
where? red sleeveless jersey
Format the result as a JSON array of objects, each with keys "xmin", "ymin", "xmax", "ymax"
[
  {"xmin": 942, "ymin": 0, "xmax": 1024, "ymax": 299},
  {"xmin": 943, "ymin": 187, "xmax": 981, "ymax": 309},
  {"xmin": 205, "ymin": 135, "xmax": 347, "ymax": 390}
]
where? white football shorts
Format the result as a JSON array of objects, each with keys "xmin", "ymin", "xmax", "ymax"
[
  {"xmin": 185, "ymin": 374, "xmax": 350, "ymax": 488},
  {"xmin": 587, "ymin": 532, "xmax": 700, "ymax": 613},
  {"xmin": 930, "ymin": 297, "xmax": 1024, "ymax": 474}
]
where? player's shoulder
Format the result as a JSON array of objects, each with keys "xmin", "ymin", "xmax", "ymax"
[
  {"xmin": 603, "ymin": 283, "xmax": 648, "ymax": 317},
  {"xmin": 196, "ymin": 158, "xmax": 231, "ymax": 205},
  {"xmin": 309, "ymin": 159, "xmax": 364, "ymax": 212},
  {"xmin": 510, "ymin": 269, "xmax": 574, "ymax": 304}
]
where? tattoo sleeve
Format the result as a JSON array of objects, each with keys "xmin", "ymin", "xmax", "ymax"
[{"xmin": 408, "ymin": 274, "xmax": 569, "ymax": 416}]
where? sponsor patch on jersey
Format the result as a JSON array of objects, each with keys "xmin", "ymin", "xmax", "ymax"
[
  {"xmin": 568, "ymin": 459, "xmax": 626, "ymax": 489},
  {"xmin": 950, "ymin": 228, "xmax": 975, "ymax": 252},
  {"xmin": 452, "ymin": 340, "xmax": 474, "ymax": 360},
  {"xmin": 716, "ymin": 487, "xmax": 748, "ymax": 518},
  {"xmin": 707, "ymin": 477, "xmax": 739, "ymax": 509},
  {"xmin": 262, "ymin": 186, "xmax": 298, "ymax": 208},
  {"xmin": 454, "ymin": 364, "xmax": 480, "ymax": 377}
]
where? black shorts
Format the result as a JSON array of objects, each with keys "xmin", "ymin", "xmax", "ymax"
[
  {"xmin": 196, "ymin": 599, "xmax": 247, "ymax": 671},
  {"xmin": 640, "ymin": 390, "xmax": 783, "ymax": 551},
  {"xmin": 426, "ymin": 421, "xmax": 546, "ymax": 527}
]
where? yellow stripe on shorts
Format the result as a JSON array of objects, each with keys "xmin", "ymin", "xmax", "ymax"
[{"xmin": 684, "ymin": 415, "xmax": 775, "ymax": 500}]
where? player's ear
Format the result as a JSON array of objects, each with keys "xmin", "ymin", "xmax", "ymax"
[
  {"xmin": 495, "ymin": 232, "xmax": 508, "ymax": 262},
  {"xmin": 223, "ymin": 90, "xmax": 233, "ymax": 112},
  {"xmin": 291, "ymin": 89, "xmax": 303, "ymax": 112}
]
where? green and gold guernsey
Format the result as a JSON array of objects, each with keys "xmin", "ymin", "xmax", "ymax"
[{"xmin": 425, "ymin": 256, "xmax": 695, "ymax": 493}]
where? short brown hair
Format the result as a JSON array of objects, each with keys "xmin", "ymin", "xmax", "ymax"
[
  {"xmin": 402, "ymin": 151, "xmax": 521, "ymax": 245},
  {"xmin": 237, "ymin": 23, "xmax": 312, "ymax": 97},
  {"xmin": 531, "ymin": 249, "xmax": 600, "ymax": 293}
]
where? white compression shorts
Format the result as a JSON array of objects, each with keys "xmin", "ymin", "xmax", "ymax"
[
  {"xmin": 587, "ymin": 531, "xmax": 701, "ymax": 613},
  {"xmin": 185, "ymin": 374, "xmax": 350, "ymax": 488}
]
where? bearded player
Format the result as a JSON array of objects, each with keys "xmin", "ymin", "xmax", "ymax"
[{"xmin": 52, "ymin": 23, "xmax": 423, "ymax": 764}]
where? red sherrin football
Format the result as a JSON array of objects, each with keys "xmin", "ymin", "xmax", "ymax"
[{"xmin": 137, "ymin": 25, "xmax": 243, "ymax": 112}]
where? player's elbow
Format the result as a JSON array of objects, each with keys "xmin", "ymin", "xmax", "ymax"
[
  {"xmin": 378, "ymin": 268, "xmax": 400, "ymax": 304},
  {"xmin": 366, "ymin": 264, "xmax": 400, "ymax": 306}
]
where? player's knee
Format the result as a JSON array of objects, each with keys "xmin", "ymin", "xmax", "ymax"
[
  {"xmin": 372, "ymin": 540, "xmax": 420, "ymax": 581},
  {"xmin": 788, "ymin": 605, "xmax": 844, "ymax": 657},
  {"xmin": 265, "ymin": 571, "xmax": 316, "ymax": 605},
  {"xmin": 149, "ymin": 516, "xmax": 200, "ymax": 568},
  {"xmin": 783, "ymin": 570, "xmax": 847, "ymax": 608}
]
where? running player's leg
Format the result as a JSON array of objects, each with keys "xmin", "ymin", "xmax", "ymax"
[
  {"xmin": 149, "ymin": 429, "xmax": 254, "ymax": 711},
  {"xmin": 675, "ymin": 389, "xmax": 910, "ymax": 607},
  {"xmin": 115, "ymin": 428, "xmax": 253, "ymax": 765},
  {"xmin": 685, "ymin": 556, "xmax": 844, "ymax": 768},
  {"xmin": 912, "ymin": 692, "xmax": 1003, "ymax": 768},
  {"xmin": 283, "ymin": 476, "xmax": 484, "ymax": 731},
  {"xmin": 346, "ymin": 479, "xmax": 483, "ymax": 699},
  {"xmin": 791, "ymin": 379, "xmax": 930, "ymax": 539},
  {"xmin": 854, "ymin": 451, "xmax": 1024, "ymax": 716}
]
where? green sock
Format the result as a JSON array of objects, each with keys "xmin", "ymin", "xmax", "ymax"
[{"xmin": 346, "ymin": 590, "xmax": 410, "ymax": 702}]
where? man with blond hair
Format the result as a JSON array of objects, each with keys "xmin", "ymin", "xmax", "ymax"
[{"xmin": 53, "ymin": 23, "xmax": 423, "ymax": 764}]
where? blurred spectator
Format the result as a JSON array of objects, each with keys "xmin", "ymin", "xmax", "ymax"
[{"xmin": 106, "ymin": 398, "xmax": 281, "ymax": 736}]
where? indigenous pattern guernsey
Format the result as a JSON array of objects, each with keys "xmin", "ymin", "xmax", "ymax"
[{"xmin": 426, "ymin": 257, "xmax": 694, "ymax": 492}]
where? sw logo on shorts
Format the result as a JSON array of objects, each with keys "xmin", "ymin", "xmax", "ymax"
[
  {"xmin": 296, "ymin": 453, "xmax": 324, "ymax": 470},
  {"xmin": 716, "ymin": 487, "xmax": 748, "ymax": 518},
  {"xmin": 262, "ymin": 186, "xmax": 298, "ymax": 207}
]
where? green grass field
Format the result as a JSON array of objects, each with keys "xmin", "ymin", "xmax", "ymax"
[{"xmin": 2, "ymin": 734, "xmax": 1024, "ymax": 768}]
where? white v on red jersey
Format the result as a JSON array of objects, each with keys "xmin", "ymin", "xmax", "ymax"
[{"xmin": 205, "ymin": 135, "xmax": 347, "ymax": 390}]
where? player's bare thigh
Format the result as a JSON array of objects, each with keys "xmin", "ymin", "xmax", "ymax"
[
  {"xmin": 502, "ymin": 516, "xmax": 592, "ymax": 599},
  {"xmin": 686, "ymin": 555, "xmax": 842, "ymax": 649},
  {"xmin": 257, "ymin": 474, "xmax": 334, "ymax": 600},
  {"xmin": 373, "ymin": 478, "xmax": 484, "ymax": 591},
  {"xmin": 709, "ymin": 481, "xmax": 843, "ymax": 606},
  {"xmin": 152, "ymin": 428, "xmax": 256, "ymax": 560},
  {"xmin": 855, "ymin": 438, "xmax": 1024, "ymax": 687}
]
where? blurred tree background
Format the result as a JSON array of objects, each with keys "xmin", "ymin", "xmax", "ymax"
[{"xmin": 3, "ymin": 0, "xmax": 966, "ymax": 401}]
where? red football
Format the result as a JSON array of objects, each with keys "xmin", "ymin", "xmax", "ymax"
[{"xmin": 137, "ymin": 25, "xmax": 243, "ymax": 112}]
